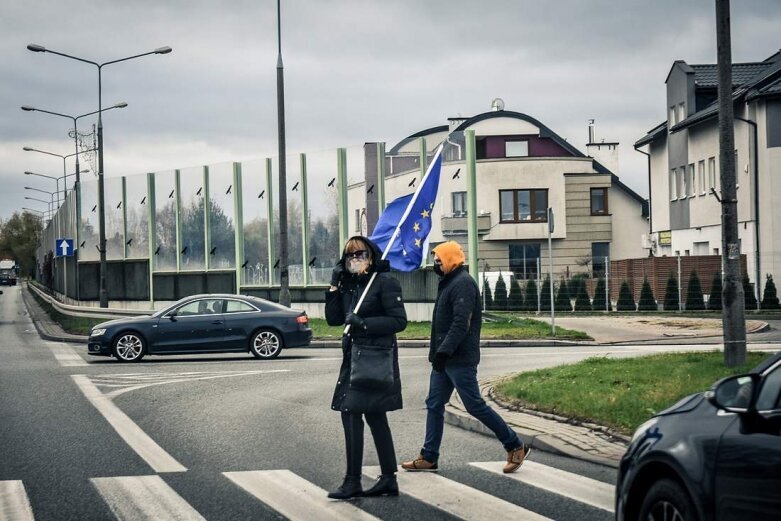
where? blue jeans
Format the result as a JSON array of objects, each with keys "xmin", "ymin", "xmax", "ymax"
[{"xmin": 422, "ymin": 364, "xmax": 522, "ymax": 463}]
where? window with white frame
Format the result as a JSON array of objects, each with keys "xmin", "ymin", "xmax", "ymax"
[
  {"xmin": 708, "ymin": 157, "xmax": 717, "ymax": 189},
  {"xmin": 678, "ymin": 167, "xmax": 685, "ymax": 199},
  {"xmin": 677, "ymin": 103, "xmax": 686, "ymax": 123},
  {"xmin": 505, "ymin": 141, "xmax": 529, "ymax": 158},
  {"xmin": 670, "ymin": 168, "xmax": 677, "ymax": 200},
  {"xmin": 354, "ymin": 209, "xmax": 360, "ymax": 232},
  {"xmin": 669, "ymin": 106, "xmax": 677, "ymax": 125},
  {"xmin": 452, "ymin": 191, "xmax": 467, "ymax": 216},
  {"xmin": 735, "ymin": 150, "xmax": 739, "ymax": 189},
  {"xmin": 687, "ymin": 164, "xmax": 695, "ymax": 197},
  {"xmin": 698, "ymin": 160, "xmax": 706, "ymax": 194}
]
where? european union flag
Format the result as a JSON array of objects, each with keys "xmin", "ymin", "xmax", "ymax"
[{"xmin": 370, "ymin": 147, "xmax": 443, "ymax": 271}]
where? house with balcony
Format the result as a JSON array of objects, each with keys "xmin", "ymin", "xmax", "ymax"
[
  {"xmin": 634, "ymin": 49, "xmax": 781, "ymax": 296},
  {"xmin": 348, "ymin": 107, "xmax": 649, "ymax": 280}
]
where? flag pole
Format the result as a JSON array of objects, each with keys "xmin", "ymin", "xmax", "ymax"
[{"xmin": 344, "ymin": 144, "xmax": 444, "ymax": 333}]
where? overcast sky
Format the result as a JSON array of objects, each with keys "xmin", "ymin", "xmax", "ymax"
[{"xmin": 2, "ymin": 0, "xmax": 779, "ymax": 221}]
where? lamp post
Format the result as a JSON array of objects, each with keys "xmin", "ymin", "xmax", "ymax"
[
  {"xmin": 28, "ymin": 43, "xmax": 171, "ymax": 308},
  {"xmin": 24, "ymin": 196, "xmax": 53, "ymax": 216},
  {"xmin": 22, "ymin": 147, "xmax": 96, "ymax": 207},
  {"xmin": 275, "ymin": 0, "xmax": 290, "ymax": 307}
]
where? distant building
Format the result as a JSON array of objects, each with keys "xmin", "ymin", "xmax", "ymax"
[
  {"xmin": 635, "ymin": 49, "xmax": 781, "ymax": 294},
  {"xmin": 350, "ymin": 108, "xmax": 649, "ymax": 280}
]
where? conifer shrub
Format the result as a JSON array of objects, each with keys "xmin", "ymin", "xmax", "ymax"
[
  {"xmin": 508, "ymin": 275, "xmax": 524, "ymax": 311},
  {"xmin": 494, "ymin": 273, "xmax": 508, "ymax": 311},
  {"xmin": 743, "ymin": 273, "xmax": 758, "ymax": 310},
  {"xmin": 637, "ymin": 278, "xmax": 657, "ymax": 311},
  {"xmin": 593, "ymin": 276, "xmax": 611, "ymax": 311},
  {"xmin": 482, "ymin": 278, "xmax": 493, "ymax": 310},
  {"xmin": 663, "ymin": 272, "xmax": 680, "ymax": 311},
  {"xmin": 522, "ymin": 278, "xmax": 538, "ymax": 311},
  {"xmin": 708, "ymin": 272, "xmax": 723, "ymax": 311},
  {"xmin": 574, "ymin": 281, "xmax": 592, "ymax": 311},
  {"xmin": 540, "ymin": 275, "xmax": 552, "ymax": 312},
  {"xmin": 555, "ymin": 278, "xmax": 573, "ymax": 312},
  {"xmin": 761, "ymin": 274, "xmax": 780, "ymax": 310},
  {"xmin": 616, "ymin": 280, "xmax": 636, "ymax": 311},
  {"xmin": 685, "ymin": 270, "xmax": 706, "ymax": 311}
]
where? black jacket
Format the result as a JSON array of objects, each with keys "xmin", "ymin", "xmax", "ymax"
[
  {"xmin": 429, "ymin": 266, "xmax": 482, "ymax": 366},
  {"xmin": 326, "ymin": 237, "xmax": 407, "ymax": 413}
]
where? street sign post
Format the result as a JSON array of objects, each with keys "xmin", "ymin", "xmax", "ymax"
[
  {"xmin": 547, "ymin": 207, "xmax": 555, "ymax": 336},
  {"xmin": 56, "ymin": 238, "xmax": 74, "ymax": 257}
]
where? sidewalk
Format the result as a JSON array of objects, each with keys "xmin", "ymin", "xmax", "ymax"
[{"xmin": 21, "ymin": 284, "xmax": 86, "ymax": 343}]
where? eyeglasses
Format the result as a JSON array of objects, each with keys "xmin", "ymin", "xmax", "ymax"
[{"xmin": 345, "ymin": 250, "xmax": 369, "ymax": 260}]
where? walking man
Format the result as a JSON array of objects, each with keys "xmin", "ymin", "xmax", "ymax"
[{"xmin": 401, "ymin": 241, "xmax": 529, "ymax": 473}]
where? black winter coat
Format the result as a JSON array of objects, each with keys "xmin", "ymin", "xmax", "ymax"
[
  {"xmin": 326, "ymin": 239, "xmax": 407, "ymax": 413},
  {"xmin": 429, "ymin": 266, "xmax": 482, "ymax": 366}
]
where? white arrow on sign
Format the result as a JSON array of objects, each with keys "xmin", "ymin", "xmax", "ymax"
[{"xmin": 59, "ymin": 240, "xmax": 71, "ymax": 256}]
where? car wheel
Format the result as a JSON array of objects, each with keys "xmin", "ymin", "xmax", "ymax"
[
  {"xmin": 113, "ymin": 332, "xmax": 146, "ymax": 362},
  {"xmin": 639, "ymin": 478, "xmax": 697, "ymax": 521},
  {"xmin": 250, "ymin": 329, "xmax": 283, "ymax": 360}
]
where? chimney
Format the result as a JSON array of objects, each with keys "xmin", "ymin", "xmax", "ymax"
[{"xmin": 585, "ymin": 119, "xmax": 620, "ymax": 174}]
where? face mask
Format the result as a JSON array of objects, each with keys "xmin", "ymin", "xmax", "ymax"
[
  {"xmin": 348, "ymin": 258, "xmax": 369, "ymax": 274},
  {"xmin": 433, "ymin": 263, "xmax": 445, "ymax": 277}
]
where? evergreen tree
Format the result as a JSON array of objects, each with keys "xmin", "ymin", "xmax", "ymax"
[
  {"xmin": 508, "ymin": 275, "xmax": 524, "ymax": 311},
  {"xmin": 685, "ymin": 270, "xmax": 706, "ymax": 311},
  {"xmin": 482, "ymin": 278, "xmax": 494, "ymax": 310},
  {"xmin": 540, "ymin": 275, "xmax": 552, "ymax": 312},
  {"xmin": 593, "ymin": 276, "xmax": 612, "ymax": 311},
  {"xmin": 574, "ymin": 281, "xmax": 592, "ymax": 311},
  {"xmin": 555, "ymin": 278, "xmax": 573, "ymax": 311},
  {"xmin": 743, "ymin": 273, "xmax": 758, "ymax": 310},
  {"xmin": 617, "ymin": 280, "xmax": 636, "ymax": 311},
  {"xmin": 708, "ymin": 272, "xmax": 723, "ymax": 311},
  {"xmin": 663, "ymin": 272, "xmax": 680, "ymax": 311},
  {"xmin": 522, "ymin": 278, "xmax": 539, "ymax": 311},
  {"xmin": 637, "ymin": 278, "xmax": 657, "ymax": 311},
  {"xmin": 494, "ymin": 273, "xmax": 509, "ymax": 311},
  {"xmin": 761, "ymin": 274, "xmax": 780, "ymax": 310}
]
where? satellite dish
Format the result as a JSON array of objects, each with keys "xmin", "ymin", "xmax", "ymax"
[{"xmin": 491, "ymin": 98, "xmax": 505, "ymax": 112}]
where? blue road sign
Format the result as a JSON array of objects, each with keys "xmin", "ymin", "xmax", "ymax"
[{"xmin": 56, "ymin": 238, "xmax": 74, "ymax": 257}]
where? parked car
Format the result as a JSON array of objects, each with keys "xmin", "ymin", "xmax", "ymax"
[
  {"xmin": 616, "ymin": 351, "xmax": 781, "ymax": 521},
  {"xmin": 87, "ymin": 294, "xmax": 312, "ymax": 362}
]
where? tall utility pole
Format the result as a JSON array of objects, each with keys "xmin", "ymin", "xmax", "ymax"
[
  {"xmin": 716, "ymin": 0, "xmax": 746, "ymax": 366},
  {"xmin": 276, "ymin": 0, "xmax": 291, "ymax": 307}
]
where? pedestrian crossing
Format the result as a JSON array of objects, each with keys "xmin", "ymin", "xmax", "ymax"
[{"xmin": 2, "ymin": 459, "xmax": 615, "ymax": 520}]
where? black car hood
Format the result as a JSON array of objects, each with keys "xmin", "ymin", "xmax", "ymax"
[
  {"xmin": 93, "ymin": 315, "xmax": 148, "ymax": 330},
  {"xmin": 654, "ymin": 392, "xmax": 704, "ymax": 417}
]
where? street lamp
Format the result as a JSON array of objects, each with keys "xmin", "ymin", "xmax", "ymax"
[
  {"xmin": 22, "ymin": 147, "xmax": 96, "ymax": 207},
  {"xmin": 24, "ymin": 196, "xmax": 53, "ymax": 216},
  {"xmin": 28, "ymin": 43, "xmax": 172, "ymax": 308}
]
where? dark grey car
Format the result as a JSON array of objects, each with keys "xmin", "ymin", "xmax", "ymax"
[{"xmin": 87, "ymin": 294, "xmax": 312, "ymax": 362}]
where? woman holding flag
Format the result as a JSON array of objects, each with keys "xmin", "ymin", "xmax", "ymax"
[{"xmin": 325, "ymin": 235, "xmax": 407, "ymax": 500}]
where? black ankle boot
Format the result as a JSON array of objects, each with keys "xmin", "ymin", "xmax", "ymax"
[
  {"xmin": 363, "ymin": 474, "xmax": 399, "ymax": 497},
  {"xmin": 327, "ymin": 475, "xmax": 363, "ymax": 500}
]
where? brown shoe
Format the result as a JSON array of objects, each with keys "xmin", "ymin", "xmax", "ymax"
[
  {"xmin": 401, "ymin": 455, "xmax": 438, "ymax": 472},
  {"xmin": 503, "ymin": 445, "xmax": 531, "ymax": 474}
]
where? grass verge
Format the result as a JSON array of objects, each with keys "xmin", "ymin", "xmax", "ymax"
[
  {"xmin": 28, "ymin": 288, "xmax": 104, "ymax": 335},
  {"xmin": 494, "ymin": 351, "xmax": 770, "ymax": 435}
]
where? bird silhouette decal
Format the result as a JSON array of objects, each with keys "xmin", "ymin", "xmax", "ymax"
[
  {"xmin": 241, "ymin": 260, "xmax": 249, "ymax": 268},
  {"xmin": 273, "ymin": 259, "xmax": 280, "ymax": 269},
  {"xmin": 367, "ymin": 184, "xmax": 374, "ymax": 194},
  {"xmin": 225, "ymin": 185, "xmax": 232, "ymax": 195},
  {"xmin": 80, "ymin": 241, "xmax": 86, "ymax": 248},
  {"xmin": 168, "ymin": 189, "xmax": 175, "ymax": 199},
  {"xmin": 180, "ymin": 246, "xmax": 188, "ymax": 255},
  {"xmin": 210, "ymin": 247, "xmax": 217, "ymax": 255},
  {"xmin": 140, "ymin": 196, "xmax": 146, "ymax": 205},
  {"xmin": 91, "ymin": 205, "xmax": 97, "ymax": 212},
  {"xmin": 126, "ymin": 238, "xmax": 133, "ymax": 246},
  {"xmin": 154, "ymin": 246, "xmax": 161, "ymax": 255},
  {"xmin": 328, "ymin": 178, "xmax": 336, "ymax": 187},
  {"xmin": 258, "ymin": 190, "xmax": 265, "ymax": 199},
  {"xmin": 196, "ymin": 187, "xmax": 202, "ymax": 196},
  {"xmin": 408, "ymin": 178, "xmax": 416, "ymax": 188},
  {"xmin": 116, "ymin": 201, "xmax": 122, "ymax": 209},
  {"xmin": 308, "ymin": 257, "xmax": 317, "ymax": 266},
  {"xmin": 452, "ymin": 168, "xmax": 461, "ymax": 180},
  {"xmin": 291, "ymin": 182, "xmax": 299, "ymax": 191}
]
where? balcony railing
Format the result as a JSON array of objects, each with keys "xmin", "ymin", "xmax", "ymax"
[{"xmin": 441, "ymin": 213, "xmax": 491, "ymax": 235}]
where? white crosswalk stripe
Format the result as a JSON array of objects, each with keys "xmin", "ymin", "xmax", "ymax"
[
  {"xmin": 470, "ymin": 460, "xmax": 615, "ymax": 513},
  {"xmin": 45, "ymin": 342, "xmax": 87, "ymax": 366},
  {"xmin": 224, "ymin": 470, "xmax": 380, "ymax": 521},
  {"xmin": 365, "ymin": 466, "xmax": 552, "ymax": 520},
  {"xmin": 0, "ymin": 481, "xmax": 35, "ymax": 521},
  {"xmin": 91, "ymin": 475, "xmax": 206, "ymax": 520}
]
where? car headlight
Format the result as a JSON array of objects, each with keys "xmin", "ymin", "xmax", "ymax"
[
  {"xmin": 631, "ymin": 417, "xmax": 659, "ymax": 444},
  {"xmin": 90, "ymin": 328, "xmax": 107, "ymax": 337}
]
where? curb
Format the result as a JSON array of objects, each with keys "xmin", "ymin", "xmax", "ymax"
[{"xmin": 21, "ymin": 285, "xmax": 86, "ymax": 344}]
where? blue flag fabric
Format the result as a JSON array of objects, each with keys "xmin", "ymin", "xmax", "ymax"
[{"xmin": 370, "ymin": 150, "xmax": 442, "ymax": 271}]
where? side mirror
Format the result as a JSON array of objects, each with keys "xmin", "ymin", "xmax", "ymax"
[
  {"xmin": 705, "ymin": 374, "xmax": 759, "ymax": 413},
  {"xmin": 168, "ymin": 311, "xmax": 178, "ymax": 321}
]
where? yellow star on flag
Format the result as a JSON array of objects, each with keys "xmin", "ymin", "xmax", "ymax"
[
  {"xmin": 414, "ymin": 238, "xmax": 422, "ymax": 248},
  {"xmin": 421, "ymin": 209, "xmax": 430, "ymax": 219},
  {"xmin": 413, "ymin": 222, "xmax": 421, "ymax": 232}
]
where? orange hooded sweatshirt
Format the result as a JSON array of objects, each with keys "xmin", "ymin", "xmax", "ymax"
[{"xmin": 432, "ymin": 241, "xmax": 465, "ymax": 275}]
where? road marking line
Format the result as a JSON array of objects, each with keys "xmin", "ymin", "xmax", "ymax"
[
  {"xmin": 45, "ymin": 342, "xmax": 88, "ymax": 367},
  {"xmin": 98, "ymin": 369, "xmax": 291, "ymax": 398},
  {"xmin": 0, "ymin": 481, "xmax": 35, "ymax": 521},
  {"xmin": 470, "ymin": 461, "xmax": 615, "ymax": 513},
  {"xmin": 365, "ymin": 466, "xmax": 551, "ymax": 520},
  {"xmin": 71, "ymin": 375, "xmax": 186, "ymax": 473},
  {"xmin": 91, "ymin": 475, "xmax": 205, "ymax": 520},
  {"xmin": 224, "ymin": 470, "xmax": 379, "ymax": 521}
]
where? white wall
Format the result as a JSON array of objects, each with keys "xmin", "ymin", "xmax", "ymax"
[{"xmin": 609, "ymin": 186, "xmax": 648, "ymax": 260}]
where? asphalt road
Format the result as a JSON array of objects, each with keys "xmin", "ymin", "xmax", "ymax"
[{"xmin": 2, "ymin": 285, "xmax": 778, "ymax": 520}]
